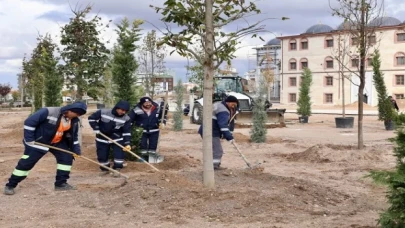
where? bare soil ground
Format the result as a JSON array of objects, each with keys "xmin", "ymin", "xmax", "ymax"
[{"xmin": 0, "ymin": 109, "xmax": 396, "ymax": 228}]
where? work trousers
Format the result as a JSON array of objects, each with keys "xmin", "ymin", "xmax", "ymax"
[
  {"xmin": 212, "ymin": 137, "xmax": 224, "ymax": 166},
  {"xmin": 96, "ymin": 141, "xmax": 125, "ymax": 171},
  {"xmin": 6, "ymin": 141, "xmax": 74, "ymax": 188},
  {"xmin": 140, "ymin": 131, "xmax": 159, "ymax": 153}
]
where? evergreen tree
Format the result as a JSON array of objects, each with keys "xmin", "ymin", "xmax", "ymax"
[
  {"xmin": 250, "ymin": 80, "xmax": 268, "ymax": 143},
  {"xmin": 297, "ymin": 68, "xmax": 312, "ymax": 117},
  {"xmin": 60, "ymin": 5, "xmax": 110, "ymax": 100},
  {"xmin": 372, "ymin": 49, "xmax": 396, "ymax": 122},
  {"xmin": 111, "ymin": 18, "xmax": 143, "ymax": 106},
  {"xmin": 40, "ymin": 35, "xmax": 63, "ymax": 107},
  {"xmin": 369, "ymin": 114, "xmax": 405, "ymax": 227},
  {"xmin": 173, "ymin": 79, "xmax": 184, "ymax": 131}
]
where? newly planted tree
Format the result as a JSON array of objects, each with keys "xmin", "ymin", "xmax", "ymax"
[
  {"xmin": 153, "ymin": 0, "xmax": 286, "ymax": 187},
  {"xmin": 330, "ymin": 0, "xmax": 384, "ymax": 149},
  {"xmin": 372, "ymin": 49, "xmax": 396, "ymax": 130},
  {"xmin": 111, "ymin": 18, "xmax": 143, "ymax": 106},
  {"xmin": 297, "ymin": 68, "xmax": 312, "ymax": 122},
  {"xmin": 250, "ymin": 79, "xmax": 268, "ymax": 143},
  {"xmin": 173, "ymin": 79, "xmax": 184, "ymax": 131},
  {"xmin": 60, "ymin": 5, "xmax": 110, "ymax": 100},
  {"xmin": 40, "ymin": 35, "xmax": 63, "ymax": 107},
  {"xmin": 138, "ymin": 30, "xmax": 166, "ymax": 99}
]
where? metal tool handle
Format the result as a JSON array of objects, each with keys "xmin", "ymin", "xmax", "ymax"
[
  {"xmin": 34, "ymin": 142, "xmax": 129, "ymax": 179},
  {"xmin": 231, "ymin": 141, "xmax": 252, "ymax": 169},
  {"xmin": 98, "ymin": 132, "xmax": 160, "ymax": 172}
]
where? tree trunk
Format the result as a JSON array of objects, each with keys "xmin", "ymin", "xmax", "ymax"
[
  {"xmin": 202, "ymin": 0, "xmax": 215, "ymax": 189},
  {"xmin": 357, "ymin": 0, "xmax": 366, "ymax": 150}
]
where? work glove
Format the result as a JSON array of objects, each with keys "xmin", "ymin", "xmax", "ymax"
[
  {"xmin": 159, "ymin": 123, "xmax": 165, "ymax": 129},
  {"xmin": 229, "ymin": 139, "xmax": 235, "ymax": 144},
  {"xmin": 94, "ymin": 130, "xmax": 100, "ymax": 135},
  {"xmin": 123, "ymin": 145, "xmax": 131, "ymax": 152}
]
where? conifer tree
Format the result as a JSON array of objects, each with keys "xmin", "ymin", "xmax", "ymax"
[
  {"xmin": 40, "ymin": 35, "xmax": 63, "ymax": 107},
  {"xmin": 111, "ymin": 18, "xmax": 143, "ymax": 106},
  {"xmin": 173, "ymin": 79, "xmax": 184, "ymax": 131},
  {"xmin": 296, "ymin": 68, "xmax": 312, "ymax": 117},
  {"xmin": 250, "ymin": 79, "xmax": 268, "ymax": 143},
  {"xmin": 372, "ymin": 49, "xmax": 396, "ymax": 123},
  {"xmin": 369, "ymin": 114, "xmax": 405, "ymax": 227}
]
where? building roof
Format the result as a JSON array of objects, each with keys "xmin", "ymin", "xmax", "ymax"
[
  {"xmin": 337, "ymin": 21, "xmax": 356, "ymax": 30},
  {"xmin": 305, "ymin": 24, "xmax": 334, "ymax": 34},
  {"xmin": 266, "ymin": 38, "xmax": 281, "ymax": 46},
  {"xmin": 368, "ymin": 16, "xmax": 401, "ymax": 27}
]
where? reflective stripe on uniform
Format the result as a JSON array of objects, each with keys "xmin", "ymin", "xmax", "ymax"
[
  {"xmin": 57, "ymin": 164, "xmax": 72, "ymax": 172},
  {"xmin": 213, "ymin": 159, "xmax": 221, "ymax": 164},
  {"xmin": 24, "ymin": 125, "xmax": 35, "ymax": 131},
  {"xmin": 21, "ymin": 155, "xmax": 29, "ymax": 159},
  {"xmin": 143, "ymin": 129, "xmax": 159, "ymax": 133},
  {"xmin": 220, "ymin": 128, "xmax": 229, "ymax": 131},
  {"xmin": 12, "ymin": 169, "xmax": 29, "ymax": 176},
  {"xmin": 114, "ymin": 159, "xmax": 124, "ymax": 164}
]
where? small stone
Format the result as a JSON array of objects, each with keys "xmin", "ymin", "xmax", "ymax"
[{"xmin": 165, "ymin": 179, "xmax": 170, "ymax": 182}]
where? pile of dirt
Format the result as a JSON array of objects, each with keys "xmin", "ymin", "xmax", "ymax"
[
  {"xmin": 344, "ymin": 101, "xmax": 375, "ymax": 109},
  {"xmin": 285, "ymin": 145, "xmax": 331, "ymax": 163},
  {"xmin": 282, "ymin": 144, "xmax": 388, "ymax": 164},
  {"xmin": 233, "ymin": 132, "xmax": 250, "ymax": 143}
]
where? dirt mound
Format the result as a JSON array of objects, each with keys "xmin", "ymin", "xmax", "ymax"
[
  {"xmin": 344, "ymin": 101, "xmax": 375, "ymax": 109},
  {"xmin": 283, "ymin": 144, "xmax": 386, "ymax": 163},
  {"xmin": 233, "ymin": 132, "xmax": 250, "ymax": 143},
  {"xmin": 285, "ymin": 145, "xmax": 331, "ymax": 163}
]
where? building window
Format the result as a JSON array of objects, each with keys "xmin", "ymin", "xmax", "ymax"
[
  {"xmin": 351, "ymin": 58, "xmax": 359, "ymax": 68},
  {"xmin": 395, "ymin": 94, "xmax": 404, "ymax": 99},
  {"xmin": 289, "ymin": 59, "xmax": 297, "ymax": 70},
  {"xmin": 325, "ymin": 38, "xmax": 334, "ymax": 47},
  {"xmin": 289, "ymin": 77, "xmax": 297, "ymax": 87},
  {"xmin": 325, "ymin": 76, "xmax": 333, "ymax": 86},
  {"xmin": 395, "ymin": 52, "xmax": 405, "ymax": 66},
  {"xmin": 368, "ymin": 35, "xmax": 376, "ymax": 45},
  {"xmin": 300, "ymin": 38, "xmax": 308, "ymax": 50},
  {"xmin": 395, "ymin": 75, "xmax": 404, "ymax": 85},
  {"xmin": 396, "ymin": 33, "xmax": 405, "ymax": 42},
  {"xmin": 367, "ymin": 58, "xmax": 373, "ymax": 67},
  {"xmin": 300, "ymin": 58, "xmax": 308, "ymax": 69},
  {"xmin": 325, "ymin": 57, "xmax": 334, "ymax": 69},
  {"xmin": 325, "ymin": 93, "xmax": 333, "ymax": 103},
  {"xmin": 289, "ymin": 93, "xmax": 297, "ymax": 103},
  {"xmin": 351, "ymin": 37, "xmax": 359, "ymax": 45},
  {"xmin": 289, "ymin": 39, "xmax": 297, "ymax": 50}
]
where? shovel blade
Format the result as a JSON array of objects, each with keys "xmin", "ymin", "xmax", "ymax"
[{"xmin": 148, "ymin": 153, "xmax": 164, "ymax": 163}]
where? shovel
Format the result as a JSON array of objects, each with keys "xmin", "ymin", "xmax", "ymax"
[
  {"xmin": 231, "ymin": 141, "xmax": 261, "ymax": 169},
  {"xmin": 98, "ymin": 132, "xmax": 160, "ymax": 172},
  {"xmin": 34, "ymin": 142, "xmax": 129, "ymax": 180}
]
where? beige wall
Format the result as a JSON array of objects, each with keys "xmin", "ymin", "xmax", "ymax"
[{"xmin": 279, "ymin": 26, "xmax": 405, "ymax": 106}]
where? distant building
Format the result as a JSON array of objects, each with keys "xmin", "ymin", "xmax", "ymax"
[
  {"xmin": 277, "ymin": 17, "xmax": 405, "ymax": 106},
  {"xmin": 137, "ymin": 70, "xmax": 175, "ymax": 93}
]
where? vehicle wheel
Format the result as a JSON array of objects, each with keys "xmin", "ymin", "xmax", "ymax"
[{"xmin": 191, "ymin": 103, "xmax": 203, "ymax": 125}]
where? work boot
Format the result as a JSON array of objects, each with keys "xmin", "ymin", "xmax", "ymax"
[
  {"xmin": 112, "ymin": 169, "xmax": 122, "ymax": 178},
  {"xmin": 4, "ymin": 186, "xmax": 15, "ymax": 195},
  {"xmin": 55, "ymin": 183, "xmax": 77, "ymax": 191},
  {"xmin": 214, "ymin": 163, "xmax": 227, "ymax": 171},
  {"xmin": 99, "ymin": 170, "xmax": 109, "ymax": 176}
]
